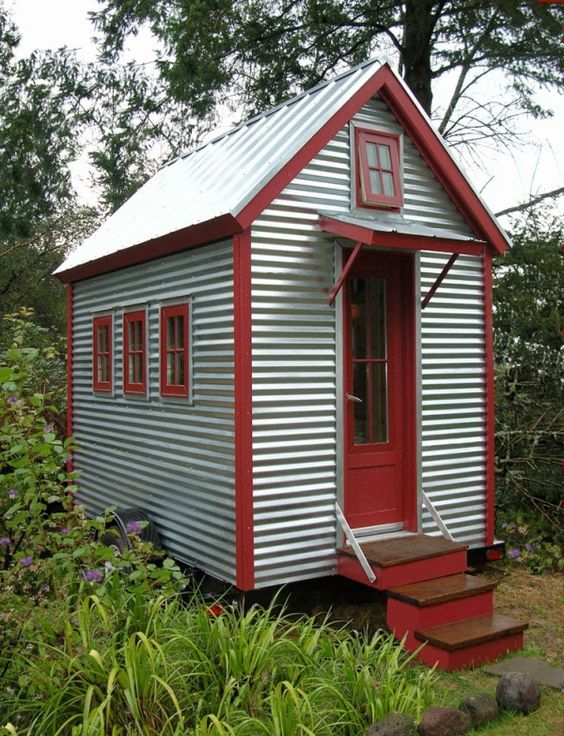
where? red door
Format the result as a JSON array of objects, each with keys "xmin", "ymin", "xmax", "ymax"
[{"xmin": 343, "ymin": 250, "xmax": 415, "ymax": 530}]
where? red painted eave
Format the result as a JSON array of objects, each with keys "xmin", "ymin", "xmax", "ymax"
[{"xmin": 55, "ymin": 213, "xmax": 243, "ymax": 284}]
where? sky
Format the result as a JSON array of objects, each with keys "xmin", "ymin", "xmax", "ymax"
[{"xmin": 8, "ymin": 0, "xmax": 564, "ymax": 222}]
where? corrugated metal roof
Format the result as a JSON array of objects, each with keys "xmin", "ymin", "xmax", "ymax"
[
  {"xmin": 318, "ymin": 210, "xmax": 485, "ymax": 242},
  {"xmin": 55, "ymin": 59, "xmax": 383, "ymax": 275},
  {"xmin": 55, "ymin": 57, "xmax": 510, "ymax": 277}
]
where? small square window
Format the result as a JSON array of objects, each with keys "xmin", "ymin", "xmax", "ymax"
[
  {"xmin": 356, "ymin": 129, "xmax": 402, "ymax": 208},
  {"xmin": 93, "ymin": 315, "xmax": 113, "ymax": 392},
  {"xmin": 123, "ymin": 310, "xmax": 147, "ymax": 395},
  {"xmin": 160, "ymin": 303, "xmax": 190, "ymax": 398}
]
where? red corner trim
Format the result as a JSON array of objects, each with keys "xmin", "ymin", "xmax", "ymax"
[
  {"xmin": 55, "ymin": 214, "xmax": 242, "ymax": 284},
  {"xmin": 66, "ymin": 284, "xmax": 73, "ymax": 445},
  {"xmin": 319, "ymin": 215, "xmax": 485, "ymax": 256},
  {"xmin": 233, "ymin": 230, "xmax": 254, "ymax": 589},
  {"xmin": 483, "ymin": 250, "xmax": 495, "ymax": 546}
]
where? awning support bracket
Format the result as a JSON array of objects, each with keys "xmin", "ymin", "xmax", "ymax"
[
  {"xmin": 335, "ymin": 502, "xmax": 377, "ymax": 583},
  {"xmin": 328, "ymin": 241, "xmax": 364, "ymax": 305},
  {"xmin": 421, "ymin": 253, "xmax": 459, "ymax": 310}
]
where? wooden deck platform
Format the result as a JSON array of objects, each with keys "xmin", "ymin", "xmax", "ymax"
[{"xmin": 339, "ymin": 534, "xmax": 468, "ymax": 568}]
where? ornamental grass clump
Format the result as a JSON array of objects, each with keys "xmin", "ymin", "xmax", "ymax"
[{"xmin": 2, "ymin": 592, "xmax": 436, "ymax": 735}]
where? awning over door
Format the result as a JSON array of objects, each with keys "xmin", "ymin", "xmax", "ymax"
[{"xmin": 318, "ymin": 210, "xmax": 486, "ymax": 256}]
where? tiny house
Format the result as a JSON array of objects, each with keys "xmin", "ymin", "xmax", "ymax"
[{"xmin": 56, "ymin": 60, "xmax": 527, "ymax": 669}]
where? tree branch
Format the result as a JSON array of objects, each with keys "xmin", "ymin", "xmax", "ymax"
[{"xmin": 495, "ymin": 187, "xmax": 564, "ymax": 217}]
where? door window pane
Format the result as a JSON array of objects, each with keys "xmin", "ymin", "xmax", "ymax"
[
  {"xmin": 350, "ymin": 278, "xmax": 367, "ymax": 358},
  {"xmin": 353, "ymin": 363, "xmax": 369, "ymax": 444},
  {"xmin": 371, "ymin": 363, "xmax": 388, "ymax": 443},
  {"xmin": 369, "ymin": 278, "xmax": 386, "ymax": 359}
]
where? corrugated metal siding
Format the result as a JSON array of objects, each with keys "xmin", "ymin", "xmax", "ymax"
[
  {"xmin": 250, "ymin": 96, "xmax": 481, "ymax": 587},
  {"xmin": 420, "ymin": 252, "xmax": 487, "ymax": 546},
  {"xmin": 71, "ymin": 240, "xmax": 237, "ymax": 582}
]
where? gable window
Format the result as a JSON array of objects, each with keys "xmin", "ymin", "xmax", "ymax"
[
  {"xmin": 123, "ymin": 310, "xmax": 147, "ymax": 395},
  {"xmin": 93, "ymin": 315, "xmax": 113, "ymax": 392},
  {"xmin": 160, "ymin": 303, "xmax": 189, "ymax": 398},
  {"xmin": 356, "ymin": 128, "xmax": 402, "ymax": 208}
]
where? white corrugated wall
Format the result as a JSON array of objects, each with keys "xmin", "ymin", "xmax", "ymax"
[
  {"xmin": 419, "ymin": 253, "xmax": 487, "ymax": 545},
  {"xmin": 71, "ymin": 240, "xmax": 237, "ymax": 582},
  {"xmin": 250, "ymin": 94, "xmax": 486, "ymax": 587}
]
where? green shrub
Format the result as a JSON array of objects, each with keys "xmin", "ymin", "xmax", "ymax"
[{"xmin": 0, "ymin": 310, "xmax": 185, "ymax": 695}]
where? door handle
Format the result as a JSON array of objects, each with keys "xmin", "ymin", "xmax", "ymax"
[{"xmin": 346, "ymin": 393, "xmax": 363, "ymax": 403}]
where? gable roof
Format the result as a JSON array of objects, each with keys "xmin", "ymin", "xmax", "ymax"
[{"xmin": 55, "ymin": 60, "xmax": 509, "ymax": 283}]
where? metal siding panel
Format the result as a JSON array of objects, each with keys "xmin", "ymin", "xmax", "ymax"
[
  {"xmin": 72, "ymin": 240, "xmax": 236, "ymax": 582},
  {"xmin": 251, "ymin": 133, "xmax": 345, "ymax": 586},
  {"xmin": 420, "ymin": 252, "xmax": 487, "ymax": 546}
]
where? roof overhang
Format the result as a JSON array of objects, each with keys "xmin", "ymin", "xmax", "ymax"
[
  {"xmin": 318, "ymin": 212, "xmax": 487, "ymax": 256},
  {"xmin": 55, "ymin": 214, "xmax": 242, "ymax": 283}
]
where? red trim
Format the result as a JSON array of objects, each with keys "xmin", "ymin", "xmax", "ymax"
[
  {"xmin": 123, "ymin": 309, "xmax": 147, "ymax": 395},
  {"xmin": 160, "ymin": 304, "xmax": 190, "ymax": 398},
  {"xmin": 320, "ymin": 215, "xmax": 485, "ymax": 255},
  {"xmin": 92, "ymin": 315, "xmax": 113, "ymax": 392},
  {"xmin": 356, "ymin": 128, "xmax": 403, "ymax": 208},
  {"xmin": 233, "ymin": 231, "xmax": 254, "ymax": 590},
  {"xmin": 483, "ymin": 250, "xmax": 495, "ymax": 546},
  {"xmin": 328, "ymin": 241, "xmax": 363, "ymax": 304},
  {"xmin": 415, "ymin": 632, "xmax": 525, "ymax": 672},
  {"xmin": 55, "ymin": 214, "xmax": 242, "ymax": 284}
]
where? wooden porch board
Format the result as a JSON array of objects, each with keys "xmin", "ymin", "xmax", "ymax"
[
  {"xmin": 387, "ymin": 573, "xmax": 497, "ymax": 607},
  {"xmin": 339, "ymin": 534, "xmax": 468, "ymax": 568}
]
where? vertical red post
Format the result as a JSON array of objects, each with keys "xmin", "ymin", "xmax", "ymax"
[
  {"xmin": 233, "ymin": 230, "xmax": 255, "ymax": 589},
  {"xmin": 66, "ymin": 284, "xmax": 74, "ymax": 478},
  {"xmin": 483, "ymin": 249, "xmax": 495, "ymax": 546}
]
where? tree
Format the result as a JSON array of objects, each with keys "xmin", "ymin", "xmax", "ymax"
[
  {"xmin": 493, "ymin": 210, "xmax": 563, "ymax": 522},
  {"xmin": 91, "ymin": 0, "xmax": 564, "ymax": 154}
]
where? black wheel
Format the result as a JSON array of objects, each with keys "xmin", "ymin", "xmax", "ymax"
[{"xmin": 99, "ymin": 527, "xmax": 130, "ymax": 556}]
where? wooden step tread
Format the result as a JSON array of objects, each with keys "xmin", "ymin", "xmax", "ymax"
[
  {"xmin": 388, "ymin": 574, "xmax": 497, "ymax": 607},
  {"xmin": 339, "ymin": 534, "xmax": 468, "ymax": 568},
  {"xmin": 415, "ymin": 614, "xmax": 528, "ymax": 652}
]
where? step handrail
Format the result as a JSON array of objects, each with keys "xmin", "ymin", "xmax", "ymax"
[
  {"xmin": 335, "ymin": 503, "xmax": 376, "ymax": 583},
  {"xmin": 421, "ymin": 491, "xmax": 455, "ymax": 542}
]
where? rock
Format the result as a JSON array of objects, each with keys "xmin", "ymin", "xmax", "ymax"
[
  {"xmin": 364, "ymin": 712, "xmax": 418, "ymax": 735},
  {"xmin": 496, "ymin": 671, "xmax": 541, "ymax": 714},
  {"xmin": 418, "ymin": 706, "xmax": 471, "ymax": 736},
  {"xmin": 459, "ymin": 692, "xmax": 499, "ymax": 726}
]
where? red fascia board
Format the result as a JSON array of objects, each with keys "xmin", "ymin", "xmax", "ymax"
[
  {"xmin": 319, "ymin": 215, "xmax": 485, "ymax": 256},
  {"xmin": 235, "ymin": 65, "xmax": 394, "ymax": 229},
  {"xmin": 55, "ymin": 214, "xmax": 242, "ymax": 284},
  {"xmin": 377, "ymin": 76, "xmax": 508, "ymax": 255}
]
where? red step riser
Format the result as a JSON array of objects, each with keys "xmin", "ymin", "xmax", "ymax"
[
  {"xmin": 387, "ymin": 592, "xmax": 494, "ymax": 636},
  {"xmin": 415, "ymin": 632, "xmax": 525, "ymax": 672},
  {"xmin": 337, "ymin": 550, "xmax": 467, "ymax": 590}
]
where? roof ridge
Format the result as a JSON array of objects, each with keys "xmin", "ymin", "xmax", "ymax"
[{"xmin": 164, "ymin": 57, "xmax": 382, "ymax": 169}]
